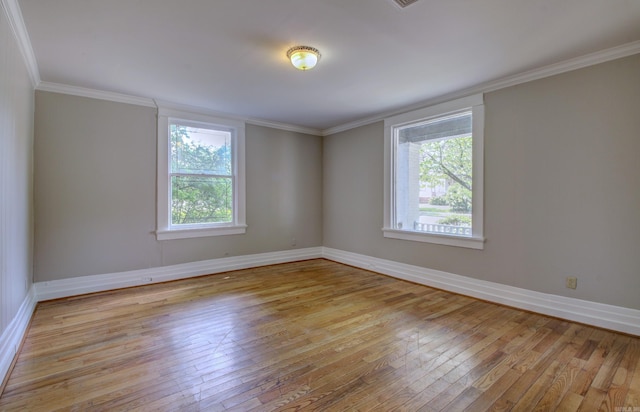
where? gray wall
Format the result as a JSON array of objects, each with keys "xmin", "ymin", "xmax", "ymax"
[
  {"xmin": 324, "ymin": 54, "xmax": 640, "ymax": 310},
  {"xmin": 34, "ymin": 91, "xmax": 323, "ymax": 281},
  {"xmin": 30, "ymin": 54, "xmax": 640, "ymax": 310},
  {"xmin": 0, "ymin": 9, "xmax": 34, "ymax": 340}
]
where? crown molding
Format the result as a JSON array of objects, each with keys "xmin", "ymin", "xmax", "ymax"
[
  {"xmin": 13, "ymin": 3, "xmax": 639, "ymax": 139},
  {"xmin": 322, "ymin": 40, "xmax": 640, "ymax": 136},
  {"xmin": 35, "ymin": 85, "xmax": 323, "ymax": 135},
  {"xmin": 3, "ymin": 0, "xmax": 321, "ymax": 136},
  {"xmin": 37, "ymin": 82, "xmax": 157, "ymax": 107},
  {"xmin": 479, "ymin": 39, "xmax": 640, "ymax": 94},
  {"xmin": 246, "ymin": 118, "xmax": 322, "ymax": 136},
  {"xmin": 1, "ymin": 0, "xmax": 40, "ymax": 86},
  {"xmin": 155, "ymin": 99, "xmax": 323, "ymax": 136},
  {"xmin": 155, "ymin": 99, "xmax": 238, "ymax": 118}
]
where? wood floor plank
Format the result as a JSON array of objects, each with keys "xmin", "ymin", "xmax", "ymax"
[
  {"xmin": 608, "ymin": 339, "xmax": 640, "ymax": 410},
  {"xmin": 463, "ymin": 368, "xmax": 522, "ymax": 411},
  {"xmin": 1, "ymin": 259, "xmax": 638, "ymax": 411},
  {"xmin": 624, "ymin": 364, "xmax": 640, "ymax": 410},
  {"xmin": 556, "ymin": 391, "xmax": 584, "ymax": 412}
]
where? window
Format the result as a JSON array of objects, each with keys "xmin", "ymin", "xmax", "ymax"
[
  {"xmin": 157, "ymin": 108, "xmax": 246, "ymax": 240},
  {"xmin": 383, "ymin": 94, "xmax": 484, "ymax": 249}
]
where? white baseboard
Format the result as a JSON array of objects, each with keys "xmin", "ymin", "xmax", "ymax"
[
  {"xmin": 32, "ymin": 246, "xmax": 640, "ymax": 335},
  {"xmin": 322, "ymin": 247, "xmax": 640, "ymax": 336},
  {"xmin": 0, "ymin": 285, "xmax": 37, "ymax": 387},
  {"xmin": 3, "ymin": 245, "xmax": 639, "ymax": 389},
  {"xmin": 2, "ymin": 247, "xmax": 322, "ymax": 388},
  {"xmin": 35, "ymin": 247, "xmax": 323, "ymax": 301}
]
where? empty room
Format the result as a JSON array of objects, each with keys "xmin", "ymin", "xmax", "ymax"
[{"xmin": 1, "ymin": 0, "xmax": 640, "ymax": 410}]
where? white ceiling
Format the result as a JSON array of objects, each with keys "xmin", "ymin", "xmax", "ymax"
[{"xmin": 16, "ymin": 0, "xmax": 640, "ymax": 132}]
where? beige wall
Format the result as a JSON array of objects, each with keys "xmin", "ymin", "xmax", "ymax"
[
  {"xmin": 324, "ymin": 54, "xmax": 640, "ymax": 310},
  {"xmin": 0, "ymin": 9, "xmax": 34, "ymax": 338},
  {"xmin": 34, "ymin": 91, "xmax": 323, "ymax": 281}
]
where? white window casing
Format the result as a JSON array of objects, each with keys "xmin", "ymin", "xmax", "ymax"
[
  {"xmin": 383, "ymin": 94, "xmax": 485, "ymax": 249},
  {"xmin": 156, "ymin": 107, "xmax": 246, "ymax": 240}
]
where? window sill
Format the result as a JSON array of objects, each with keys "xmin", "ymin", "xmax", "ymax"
[
  {"xmin": 156, "ymin": 224, "xmax": 247, "ymax": 240},
  {"xmin": 382, "ymin": 228, "xmax": 485, "ymax": 250}
]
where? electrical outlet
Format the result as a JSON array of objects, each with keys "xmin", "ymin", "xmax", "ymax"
[
  {"xmin": 291, "ymin": 238, "xmax": 297, "ymax": 247},
  {"xmin": 566, "ymin": 276, "xmax": 577, "ymax": 289}
]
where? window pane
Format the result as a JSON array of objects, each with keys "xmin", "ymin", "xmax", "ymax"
[
  {"xmin": 395, "ymin": 111, "xmax": 473, "ymax": 237},
  {"xmin": 171, "ymin": 176, "xmax": 232, "ymax": 225},
  {"xmin": 170, "ymin": 124, "xmax": 231, "ymax": 175}
]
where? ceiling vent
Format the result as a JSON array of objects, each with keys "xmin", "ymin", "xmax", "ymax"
[{"xmin": 392, "ymin": 0, "xmax": 420, "ymax": 8}]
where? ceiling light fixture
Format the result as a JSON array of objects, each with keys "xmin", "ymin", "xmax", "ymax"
[{"xmin": 287, "ymin": 46, "xmax": 321, "ymax": 71}]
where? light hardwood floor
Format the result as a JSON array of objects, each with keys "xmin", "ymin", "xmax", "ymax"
[{"xmin": 1, "ymin": 259, "xmax": 639, "ymax": 411}]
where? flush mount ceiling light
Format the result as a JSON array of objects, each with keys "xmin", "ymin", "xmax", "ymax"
[{"xmin": 286, "ymin": 46, "xmax": 321, "ymax": 71}]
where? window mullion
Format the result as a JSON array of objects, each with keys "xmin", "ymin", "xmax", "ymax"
[{"xmin": 170, "ymin": 172, "xmax": 231, "ymax": 179}]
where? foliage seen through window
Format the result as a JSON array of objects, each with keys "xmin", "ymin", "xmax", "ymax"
[{"xmin": 170, "ymin": 124, "xmax": 233, "ymax": 225}]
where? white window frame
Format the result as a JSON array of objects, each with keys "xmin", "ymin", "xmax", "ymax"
[
  {"xmin": 156, "ymin": 107, "xmax": 246, "ymax": 240},
  {"xmin": 383, "ymin": 94, "xmax": 485, "ymax": 249}
]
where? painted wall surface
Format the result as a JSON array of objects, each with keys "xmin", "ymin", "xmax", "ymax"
[
  {"xmin": 34, "ymin": 91, "xmax": 323, "ymax": 281},
  {"xmin": 323, "ymin": 55, "xmax": 640, "ymax": 310},
  {"xmin": 0, "ymin": 6, "xmax": 34, "ymax": 341}
]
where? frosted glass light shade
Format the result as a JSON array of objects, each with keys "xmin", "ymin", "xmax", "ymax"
[{"xmin": 287, "ymin": 46, "xmax": 320, "ymax": 71}]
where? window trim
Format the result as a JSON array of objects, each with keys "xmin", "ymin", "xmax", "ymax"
[
  {"xmin": 383, "ymin": 94, "xmax": 485, "ymax": 249},
  {"xmin": 156, "ymin": 107, "xmax": 246, "ymax": 240}
]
